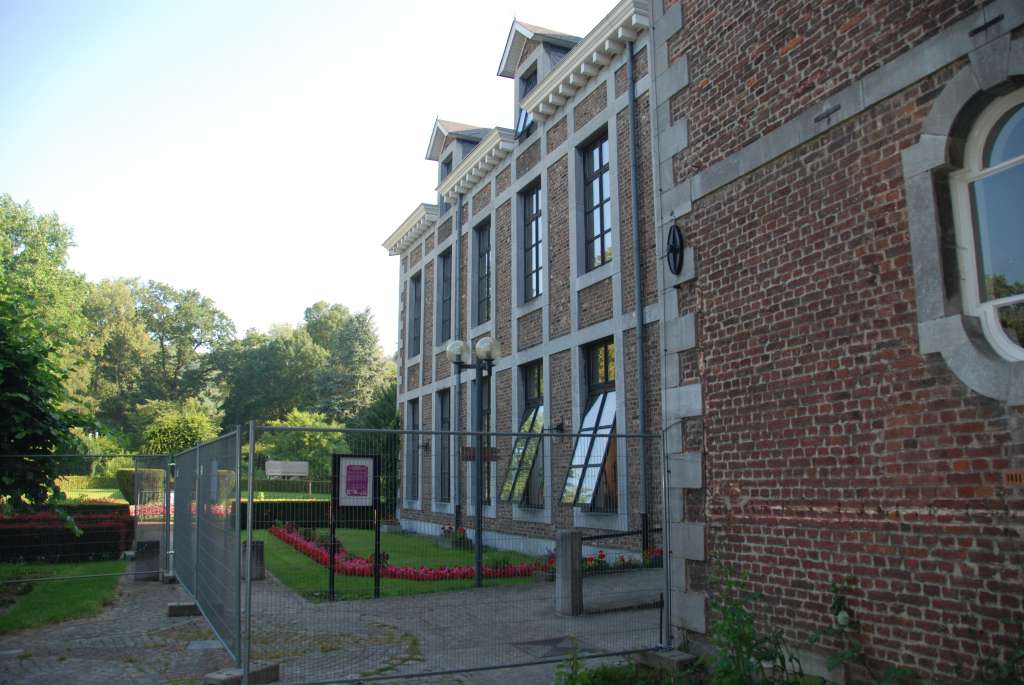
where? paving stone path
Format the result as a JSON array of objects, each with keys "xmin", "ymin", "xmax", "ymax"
[{"xmin": 0, "ymin": 568, "xmax": 662, "ymax": 684}]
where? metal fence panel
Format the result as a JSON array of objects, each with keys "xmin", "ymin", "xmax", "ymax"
[
  {"xmin": 173, "ymin": 447, "xmax": 198, "ymax": 598},
  {"xmin": 241, "ymin": 426, "xmax": 663, "ymax": 684},
  {"xmin": 196, "ymin": 432, "xmax": 242, "ymax": 662}
]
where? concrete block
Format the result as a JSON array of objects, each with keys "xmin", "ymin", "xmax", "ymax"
[
  {"xmin": 167, "ymin": 602, "xmax": 201, "ymax": 618},
  {"xmin": 901, "ymin": 134, "xmax": 948, "ymax": 179},
  {"xmin": 671, "ymin": 589, "xmax": 706, "ymax": 633},
  {"xmin": 670, "ymin": 522, "xmax": 705, "ymax": 561},
  {"xmin": 661, "ymin": 179, "xmax": 692, "ymax": 220},
  {"xmin": 667, "ymin": 452, "xmax": 702, "ymax": 489},
  {"xmin": 666, "ymin": 383, "xmax": 702, "ymax": 420},
  {"xmin": 969, "ymin": 34, "xmax": 1011, "ymax": 90},
  {"xmin": 656, "ymin": 55, "xmax": 689, "ymax": 106},
  {"xmin": 669, "ymin": 554, "xmax": 685, "ymax": 589},
  {"xmin": 630, "ymin": 649, "xmax": 698, "ymax": 672},
  {"xmin": 923, "ymin": 68, "xmax": 981, "ymax": 136},
  {"xmin": 652, "ymin": 2, "xmax": 683, "ymax": 46},
  {"xmin": 664, "ymin": 313, "xmax": 695, "ymax": 353},
  {"xmin": 919, "ymin": 316, "xmax": 969, "ymax": 355},
  {"xmin": 203, "ymin": 662, "xmax": 279, "ymax": 685},
  {"xmin": 659, "ymin": 117, "xmax": 689, "ymax": 163},
  {"xmin": 663, "ymin": 351, "xmax": 680, "ymax": 390},
  {"xmin": 666, "ymin": 487, "xmax": 684, "ymax": 523},
  {"xmin": 555, "ymin": 529, "xmax": 583, "ymax": 616},
  {"xmin": 904, "ymin": 172, "xmax": 946, "ymax": 323}
]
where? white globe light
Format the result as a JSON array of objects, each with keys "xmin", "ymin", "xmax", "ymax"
[
  {"xmin": 445, "ymin": 339, "xmax": 469, "ymax": 365},
  {"xmin": 475, "ymin": 337, "xmax": 501, "ymax": 361}
]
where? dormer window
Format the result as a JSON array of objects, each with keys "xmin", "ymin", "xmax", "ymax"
[
  {"xmin": 516, "ymin": 66, "xmax": 538, "ymax": 139},
  {"xmin": 440, "ymin": 155, "xmax": 453, "ymax": 181}
]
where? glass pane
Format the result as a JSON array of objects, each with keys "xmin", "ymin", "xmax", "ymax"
[
  {"xmin": 576, "ymin": 467, "xmax": 601, "ymax": 505},
  {"xmin": 598, "ymin": 390, "xmax": 616, "ymax": 428},
  {"xmin": 986, "ymin": 105, "xmax": 1024, "ymax": 167},
  {"xmin": 971, "ymin": 164, "xmax": 1024, "ymax": 301},
  {"xmin": 601, "ymin": 139, "xmax": 609, "ymax": 165},
  {"xmin": 579, "ymin": 398, "xmax": 602, "ymax": 432},
  {"xmin": 562, "ymin": 467, "xmax": 583, "ymax": 504},
  {"xmin": 996, "ymin": 301, "xmax": 1024, "ymax": 347},
  {"xmin": 591, "ymin": 239, "xmax": 602, "ymax": 269}
]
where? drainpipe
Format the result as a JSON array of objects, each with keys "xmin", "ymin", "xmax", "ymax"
[
  {"xmin": 453, "ymin": 193, "xmax": 464, "ymax": 531},
  {"xmin": 627, "ymin": 41, "xmax": 650, "ymax": 552}
]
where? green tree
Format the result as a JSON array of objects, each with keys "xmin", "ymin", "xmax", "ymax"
[
  {"xmin": 304, "ymin": 302, "xmax": 392, "ymax": 422},
  {"xmin": 136, "ymin": 281, "xmax": 235, "ymax": 402},
  {"xmin": 78, "ymin": 279, "xmax": 158, "ymax": 433},
  {"xmin": 139, "ymin": 398, "xmax": 219, "ymax": 454},
  {"xmin": 256, "ymin": 409, "xmax": 346, "ymax": 478},
  {"xmin": 0, "ymin": 196, "xmax": 88, "ymax": 507},
  {"xmin": 215, "ymin": 326, "xmax": 329, "ymax": 428}
]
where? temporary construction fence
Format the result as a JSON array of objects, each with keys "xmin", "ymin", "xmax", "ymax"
[
  {"xmin": 172, "ymin": 431, "xmax": 243, "ymax": 662},
  {"xmin": 0, "ymin": 426, "xmax": 671, "ymax": 684},
  {"xmin": 229, "ymin": 425, "xmax": 666, "ymax": 684}
]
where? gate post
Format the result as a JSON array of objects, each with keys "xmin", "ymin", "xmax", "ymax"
[{"xmin": 555, "ymin": 529, "xmax": 583, "ymax": 616}]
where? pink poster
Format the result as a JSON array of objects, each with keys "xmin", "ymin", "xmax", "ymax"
[{"xmin": 345, "ymin": 464, "xmax": 369, "ymax": 497}]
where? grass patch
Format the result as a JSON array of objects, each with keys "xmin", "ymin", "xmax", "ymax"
[
  {"xmin": 54, "ymin": 488, "xmax": 128, "ymax": 503},
  {"xmin": 245, "ymin": 491, "xmax": 330, "ymax": 502},
  {"xmin": 0, "ymin": 559, "xmax": 126, "ymax": 633},
  {"xmin": 253, "ymin": 528, "xmax": 537, "ymax": 600}
]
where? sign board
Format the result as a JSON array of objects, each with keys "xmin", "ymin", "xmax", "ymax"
[
  {"xmin": 266, "ymin": 460, "xmax": 309, "ymax": 479},
  {"xmin": 460, "ymin": 445, "xmax": 499, "ymax": 462},
  {"xmin": 337, "ymin": 456, "xmax": 374, "ymax": 507}
]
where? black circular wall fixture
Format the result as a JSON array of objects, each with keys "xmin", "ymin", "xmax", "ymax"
[{"xmin": 666, "ymin": 223, "xmax": 685, "ymax": 276}]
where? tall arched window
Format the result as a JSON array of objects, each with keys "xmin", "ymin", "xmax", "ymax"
[{"xmin": 950, "ymin": 89, "xmax": 1024, "ymax": 361}]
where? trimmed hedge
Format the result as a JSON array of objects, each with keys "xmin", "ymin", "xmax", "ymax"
[
  {"xmin": 116, "ymin": 468, "xmax": 165, "ymax": 505},
  {"xmin": 239, "ymin": 500, "xmax": 373, "ymax": 530},
  {"xmin": 240, "ymin": 478, "xmax": 330, "ymax": 495},
  {"xmin": 0, "ymin": 505, "xmax": 133, "ymax": 562}
]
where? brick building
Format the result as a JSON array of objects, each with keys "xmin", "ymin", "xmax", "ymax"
[{"xmin": 384, "ymin": 0, "xmax": 1024, "ymax": 680}]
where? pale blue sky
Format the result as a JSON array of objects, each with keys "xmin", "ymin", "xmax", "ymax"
[{"xmin": 0, "ymin": 0, "xmax": 609, "ymax": 353}]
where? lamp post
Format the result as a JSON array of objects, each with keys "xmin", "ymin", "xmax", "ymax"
[{"xmin": 445, "ymin": 336, "xmax": 501, "ymax": 588}]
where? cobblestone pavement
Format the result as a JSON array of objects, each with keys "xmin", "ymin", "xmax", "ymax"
[
  {"xmin": 249, "ymin": 568, "xmax": 662, "ymax": 684},
  {"xmin": 0, "ymin": 575, "xmax": 233, "ymax": 685},
  {"xmin": 0, "ymin": 569, "xmax": 662, "ymax": 684}
]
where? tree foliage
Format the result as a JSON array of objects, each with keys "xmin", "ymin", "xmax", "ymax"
[
  {"xmin": 139, "ymin": 399, "xmax": 219, "ymax": 454},
  {"xmin": 256, "ymin": 409, "xmax": 346, "ymax": 477},
  {"xmin": 0, "ymin": 196, "xmax": 87, "ymax": 507}
]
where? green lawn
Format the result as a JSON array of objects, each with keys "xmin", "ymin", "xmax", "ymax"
[
  {"xmin": 253, "ymin": 528, "xmax": 538, "ymax": 600},
  {"xmin": 245, "ymin": 491, "xmax": 330, "ymax": 502},
  {"xmin": 0, "ymin": 559, "xmax": 126, "ymax": 633},
  {"xmin": 55, "ymin": 487, "xmax": 128, "ymax": 503}
]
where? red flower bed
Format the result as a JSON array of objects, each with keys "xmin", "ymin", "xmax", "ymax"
[
  {"xmin": 0, "ymin": 508, "xmax": 133, "ymax": 562},
  {"xmin": 269, "ymin": 526, "xmax": 546, "ymax": 582}
]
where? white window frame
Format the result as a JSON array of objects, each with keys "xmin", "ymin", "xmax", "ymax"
[{"xmin": 949, "ymin": 88, "xmax": 1024, "ymax": 362}]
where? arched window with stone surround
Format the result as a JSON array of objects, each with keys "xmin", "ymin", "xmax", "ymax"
[{"xmin": 949, "ymin": 88, "xmax": 1024, "ymax": 361}]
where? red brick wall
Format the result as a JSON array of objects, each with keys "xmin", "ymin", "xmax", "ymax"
[
  {"xmin": 495, "ymin": 200, "xmax": 513, "ymax": 347},
  {"xmin": 664, "ymin": 0, "xmax": 987, "ymax": 184},
  {"xmin": 517, "ymin": 309, "xmax": 543, "ymax": 351},
  {"xmin": 614, "ymin": 46, "xmax": 648, "ymax": 98},
  {"xmin": 472, "ymin": 182, "xmax": 492, "ymax": 216},
  {"xmin": 682, "ymin": 59, "xmax": 1024, "ymax": 678},
  {"xmin": 495, "ymin": 166, "xmax": 512, "ymax": 196},
  {"xmin": 578, "ymin": 277, "xmax": 614, "ymax": 329},
  {"xmin": 547, "ymin": 116, "xmax": 568, "ymax": 153},
  {"xmin": 437, "ymin": 217, "xmax": 452, "ymax": 243},
  {"xmin": 574, "ymin": 82, "xmax": 608, "ymax": 131},
  {"xmin": 547, "ymin": 155, "xmax": 571, "ymax": 339},
  {"xmin": 617, "ymin": 93, "xmax": 657, "ymax": 313},
  {"xmin": 516, "ymin": 140, "xmax": 541, "ymax": 178}
]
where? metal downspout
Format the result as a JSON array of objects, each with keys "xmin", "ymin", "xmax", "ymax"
[
  {"xmin": 627, "ymin": 41, "xmax": 650, "ymax": 551},
  {"xmin": 453, "ymin": 194, "xmax": 464, "ymax": 531}
]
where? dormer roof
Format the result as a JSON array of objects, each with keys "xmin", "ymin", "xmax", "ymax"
[
  {"xmin": 497, "ymin": 20, "xmax": 581, "ymax": 79},
  {"xmin": 425, "ymin": 118, "xmax": 491, "ymax": 161}
]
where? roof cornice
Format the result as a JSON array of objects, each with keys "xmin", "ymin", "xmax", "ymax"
[
  {"xmin": 521, "ymin": 0, "xmax": 650, "ymax": 123},
  {"xmin": 437, "ymin": 128, "xmax": 516, "ymax": 203},
  {"xmin": 383, "ymin": 203, "xmax": 440, "ymax": 256}
]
